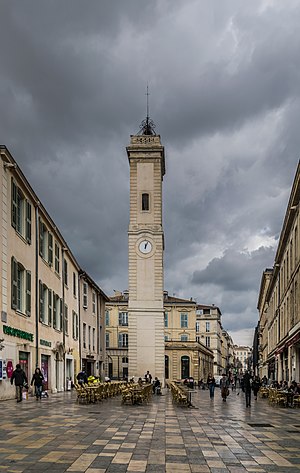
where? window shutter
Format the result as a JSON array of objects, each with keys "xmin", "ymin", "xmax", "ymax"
[
  {"xmin": 39, "ymin": 218, "xmax": 43, "ymax": 256},
  {"xmin": 118, "ymin": 333, "xmax": 122, "ymax": 348},
  {"xmin": 39, "ymin": 280, "xmax": 43, "ymax": 322},
  {"xmin": 25, "ymin": 271, "xmax": 31, "ymax": 316},
  {"xmin": 53, "ymin": 293, "xmax": 57, "ymax": 329},
  {"xmin": 48, "ymin": 233, "xmax": 53, "ymax": 265},
  {"xmin": 76, "ymin": 313, "xmax": 79, "ymax": 340},
  {"xmin": 64, "ymin": 304, "xmax": 68, "ymax": 335},
  {"xmin": 25, "ymin": 201, "xmax": 32, "ymax": 243},
  {"xmin": 60, "ymin": 299, "xmax": 63, "ymax": 331},
  {"xmin": 118, "ymin": 313, "xmax": 122, "ymax": 325},
  {"xmin": 48, "ymin": 289, "xmax": 52, "ymax": 326},
  {"xmin": 11, "ymin": 179, "xmax": 17, "ymax": 229},
  {"xmin": 11, "ymin": 257, "xmax": 18, "ymax": 309}
]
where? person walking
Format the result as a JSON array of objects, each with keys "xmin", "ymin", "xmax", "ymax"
[
  {"xmin": 10, "ymin": 364, "xmax": 28, "ymax": 403},
  {"xmin": 243, "ymin": 371, "xmax": 252, "ymax": 407},
  {"xmin": 31, "ymin": 367, "xmax": 44, "ymax": 400},
  {"xmin": 220, "ymin": 373, "xmax": 229, "ymax": 402},
  {"xmin": 252, "ymin": 376, "xmax": 261, "ymax": 401},
  {"xmin": 144, "ymin": 371, "xmax": 152, "ymax": 384},
  {"xmin": 207, "ymin": 373, "xmax": 216, "ymax": 400}
]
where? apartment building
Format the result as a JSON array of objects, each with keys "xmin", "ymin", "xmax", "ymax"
[
  {"xmin": 0, "ymin": 146, "xmax": 107, "ymax": 399},
  {"xmin": 257, "ymin": 161, "xmax": 300, "ymax": 383},
  {"xmin": 233, "ymin": 345, "xmax": 252, "ymax": 374}
]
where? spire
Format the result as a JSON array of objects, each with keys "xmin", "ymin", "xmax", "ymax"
[{"xmin": 138, "ymin": 84, "xmax": 156, "ymax": 135}]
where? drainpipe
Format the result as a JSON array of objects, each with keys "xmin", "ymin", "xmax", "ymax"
[
  {"xmin": 62, "ymin": 247, "xmax": 66, "ymax": 390},
  {"xmin": 35, "ymin": 204, "xmax": 39, "ymax": 367},
  {"xmin": 78, "ymin": 272, "xmax": 82, "ymax": 370}
]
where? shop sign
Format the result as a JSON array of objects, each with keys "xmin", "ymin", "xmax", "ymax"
[
  {"xmin": 3, "ymin": 325, "xmax": 34, "ymax": 342},
  {"xmin": 40, "ymin": 339, "xmax": 51, "ymax": 347}
]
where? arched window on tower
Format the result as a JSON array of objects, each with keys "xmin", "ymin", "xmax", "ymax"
[{"xmin": 142, "ymin": 193, "xmax": 149, "ymax": 211}]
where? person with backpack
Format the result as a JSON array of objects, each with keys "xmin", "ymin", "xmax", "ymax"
[{"xmin": 11, "ymin": 364, "xmax": 28, "ymax": 403}]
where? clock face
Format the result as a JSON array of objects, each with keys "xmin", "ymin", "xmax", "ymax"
[{"xmin": 139, "ymin": 240, "xmax": 152, "ymax": 254}]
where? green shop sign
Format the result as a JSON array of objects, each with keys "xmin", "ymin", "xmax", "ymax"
[
  {"xmin": 40, "ymin": 339, "xmax": 51, "ymax": 347},
  {"xmin": 3, "ymin": 325, "xmax": 34, "ymax": 342}
]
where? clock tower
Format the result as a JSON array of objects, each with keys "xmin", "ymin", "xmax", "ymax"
[{"xmin": 127, "ymin": 115, "xmax": 165, "ymax": 382}]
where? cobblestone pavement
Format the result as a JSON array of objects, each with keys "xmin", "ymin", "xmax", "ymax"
[{"xmin": 0, "ymin": 387, "xmax": 300, "ymax": 472}]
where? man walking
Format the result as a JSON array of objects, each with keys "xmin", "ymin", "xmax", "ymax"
[
  {"xmin": 243, "ymin": 371, "xmax": 252, "ymax": 407},
  {"xmin": 11, "ymin": 364, "xmax": 27, "ymax": 402}
]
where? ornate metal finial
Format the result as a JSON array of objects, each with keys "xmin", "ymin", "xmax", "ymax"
[{"xmin": 137, "ymin": 84, "xmax": 156, "ymax": 136}]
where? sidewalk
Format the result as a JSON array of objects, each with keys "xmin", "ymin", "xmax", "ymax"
[{"xmin": 0, "ymin": 387, "xmax": 300, "ymax": 472}]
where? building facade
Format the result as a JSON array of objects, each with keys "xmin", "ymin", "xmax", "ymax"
[
  {"xmin": 0, "ymin": 146, "xmax": 107, "ymax": 399},
  {"xmin": 257, "ymin": 162, "xmax": 300, "ymax": 383}
]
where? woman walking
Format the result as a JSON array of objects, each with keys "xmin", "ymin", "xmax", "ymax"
[
  {"xmin": 31, "ymin": 368, "xmax": 44, "ymax": 400},
  {"xmin": 220, "ymin": 373, "xmax": 229, "ymax": 402},
  {"xmin": 207, "ymin": 373, "xmax": 216, "ymax": 400}
]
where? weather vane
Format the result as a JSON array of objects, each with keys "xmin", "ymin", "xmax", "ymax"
[{"xmin": 138, "ymin": 84, "xmax": 156, "ymax": 136}]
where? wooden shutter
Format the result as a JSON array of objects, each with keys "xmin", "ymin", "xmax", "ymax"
[
  {"xmin": 48, "ymin": 233, "xmax": 53, "ymax": 265},
  {"xmin": 39, "ymin": 280, "xmax": 43, "ymax": 322},
  {"xmin": 25, "ymin": 201, "xmax": 32, "ymax": 243},
  {"xmin": 48, "ymin": 289, "xmax": 52, "ymax": 326},
  {"xmin": 53, "ymin": 292, "xmax": 57, "ymax": 329},
  {"xmin": 11, "ymin": 179, "xmax": 17, "ymax": 229},
  {"xmin": 25, "ymin": 271, "xmax": 31, "ymax": 316},
  {"xmin": 11, "ymin": 257, "xmax": 18, "ymax": 309}
]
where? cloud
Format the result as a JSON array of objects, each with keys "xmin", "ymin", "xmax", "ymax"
[{"xmin": 1, "ymin": 0, "xmax": 300, "ymax": 346}]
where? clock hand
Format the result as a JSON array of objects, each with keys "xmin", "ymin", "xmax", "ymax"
[{"xmin": 144, "ymin": 242, "xmax": 148, "ymax": 250}]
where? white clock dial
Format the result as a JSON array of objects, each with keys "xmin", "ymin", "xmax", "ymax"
[{"xmin": 139, "ymin": 240, "xmax": 152, "ymax": 254}]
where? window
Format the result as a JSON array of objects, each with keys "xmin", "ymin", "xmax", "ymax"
[
  {"xmin": 164, "ymin": 312, "xmax": 168, "ymax": 328},
  {"xmin": 83, "ymin": 282, "xmax": 88, "ymax": 308},
  {"xmin": 118, "ymin": 333, "xmax": 128, "ymax": 348},
  {"xmin": 105, "ymin": 310, "xmax": 110, "ymax": 326},
  {"xmin": 196, "ymin": 336, "xmax": 200, "ymax": 343},
  {"xmin": 203, "ymin": 309, "xmax": 210, "ymax": 315},
  {"xmin": 196, "ymin": 321, "xmax": 200, "ymax": 333},
  {"xmin": 11, "ymin": 179, "xmax": 32, "ymax": 243},
  {"xmin": 196, "ymin": 309, "xmax": 203, "ymax": 315},
  {"xmin": 73, "ymin": 272, "xmax": 77, "ymax": 298},
  {"xmin": 53, "ymin": 293, "xmax": 62, "ymax": 331},
  {"xmin": 105, "ymin": 332, "xmax": 110, "ymax": 348},
  {"xmin": 122, "ymin": 357, "xmax": 128, "ymax": 363},
  {"xmin": 205, "ymin": 322, "xmax": 210, "ymax": 332},
  {"xmin": 64, "ymin": 304, "xmax": 68, "ymax": 335},
  {"xmin": 181, "ymin": 313, "xmax": 188, "ymax": 328},
  {"xmin": 119, "ymin": 312, "xmax": 128, "ymax": 326},
  {"xmin": 92, "ymin": 328, "xmax": 95, "ymax": 351},
  {"xmin": 88, "ymin": 326, "xmax": 91, "ymax": 350},
  {"xmin": 141, "ymin": 193, "xmax": 149, "ymax": 211},
  {"xmin": 164, "ymin": 335, "xmax": 169, "ymax": 341},
  {"xmin": 205, "ymin": 336, "xmax": 210, "ymax": 348},
  {"xmin": 181, "ymin": 334, "xmax": 188, "ymax": 341},
  {"xmin": 39, "ymin": 219, "xmax": 53, "ymax": 265},
  {"xmin": 63, "ymin": 259, "xmax": 68, "ymax": 286},
  {"xmin": 92, "ymin": 291, "xmax": 96, "ymax": 314},
  {"xmin": 11, "ymin": 257, "xmax": 31, "ymax": 315},
  {"xmin": 83, "ymin": 323, "xmax": 86, "ymax": 349},
  {"xmin": 48, "ymin": 289, "xmax": 52, "ymax": 326},
  {"xmin": 39, "ymin": 281, "xmax": 49, "ymax": 324},
  {"xmin": 54, "ymin": 242, "xmax": 60, "ymax": 274},
  {"xmin": 72, "ymin": 311, "xmax": 79, "ymax": 340}
]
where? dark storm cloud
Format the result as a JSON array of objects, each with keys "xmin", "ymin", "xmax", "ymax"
[{"xmin": 1, "ymin": 0, "xmax": 300, "ymax": 345}]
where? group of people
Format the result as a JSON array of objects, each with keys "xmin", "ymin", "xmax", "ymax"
[
  {"xmin": 10, "ymin": 364, "xmax": 45, "ymax": 402},
  {"xmin": 206, "ymin": 371, "xmax": 263, "ymax": 407}
]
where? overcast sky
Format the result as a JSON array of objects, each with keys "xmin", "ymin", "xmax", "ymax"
[{"xmin": 1, "ymin": 0, "xmax": 300, "ymax": 346}]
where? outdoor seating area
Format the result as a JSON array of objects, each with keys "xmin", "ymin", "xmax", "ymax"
[
  {"xmin": 74, "ymin": 381, "xmax": 126, "ymax": 404},
  {"xmin": 168, "ymin": 381, "xmax": 190, "ymax": 407},
  {"xmin": 258, "ymin": 386, "xmax": 300, "ymax": 408},
  {"xmin": 120, "ymin": 383, "xmax": 153, "ymax": 405}
]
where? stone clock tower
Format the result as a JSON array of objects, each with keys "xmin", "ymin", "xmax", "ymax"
[{"xmin": 127, "ymin": 115, "xmax": 165, "ymax": 382}]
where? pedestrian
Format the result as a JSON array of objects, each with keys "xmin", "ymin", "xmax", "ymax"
[
  {"xmin": 144, "ymin": 370, "xmax": 152, "ymax": 384},
  {"xmin": 207, "ymin": 373, "xmax": 216, "ymax": 400},
  {"xmin": 77, "ymin": 370, "xmax": 88, "ymax": 385},
  {"xmin": 252, "ymin": 376, "xmax": 261, "ymax": 400},
  {"xmin": 10, "ymin": 363, "xmax": 28, "ymax": 403},
  {"xmin": 153, "ymin": 377, "xmax": 162, "ymax": 395},
  {"xmin": 31, "ymin": 367, "xmax": 44, "ymax": 400},
  {"xmin": 220, "ymin": 373, "xmax": 229, "ymax": 402},
  {"xmin": 243, "ymin": 371, "xmax": 252, "ymax": 407}
]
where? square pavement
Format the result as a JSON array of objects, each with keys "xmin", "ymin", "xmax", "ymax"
[{"xmin": 0, "ymin": 386, "xmax": 300, "ymax": 472}]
